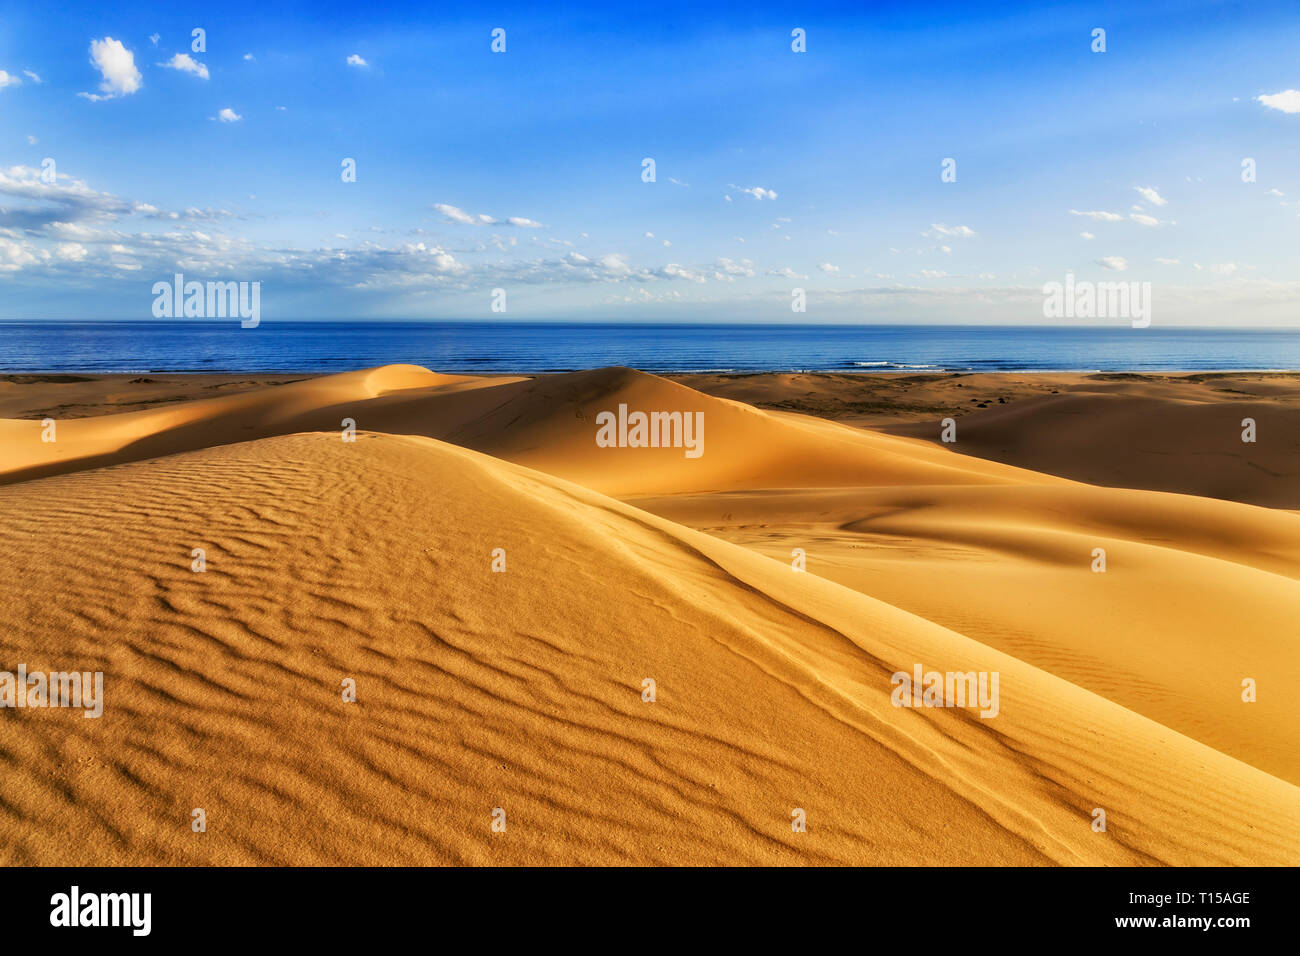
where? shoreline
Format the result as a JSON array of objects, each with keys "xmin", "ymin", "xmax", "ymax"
[{"xmin": 5, "ymin": 366, "xmax": 1300, "ymax": 376}]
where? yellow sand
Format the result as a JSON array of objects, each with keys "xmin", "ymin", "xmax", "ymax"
[{"xmin": 1, "ymin": 366, "xmax": 1296, "ymax": 865}]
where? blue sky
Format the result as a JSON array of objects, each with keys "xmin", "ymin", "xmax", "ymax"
[{"xmin": 1, "ymin": 0, "xmax": 1298, "ymax": 323}]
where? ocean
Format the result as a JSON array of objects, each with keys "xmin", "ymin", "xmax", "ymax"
[{"xmin": 1, "ymin": 321, "xmax": 1298, "ymax": 374}]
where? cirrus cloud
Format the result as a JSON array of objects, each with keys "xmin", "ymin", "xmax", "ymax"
[
  {"xmin": 1070, "ymin": 209, "xmax": 1124, "ymax": 222},
  {"xmin": 434, "ymin": 203, "xmax": 545, "ymax": 228},
  {"xmin": 926, "ymin": 223, "xmax": 977, "ymax": 239}
]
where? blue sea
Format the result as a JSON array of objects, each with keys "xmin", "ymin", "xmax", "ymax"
[{"xmin": 1, "ymin": 321, "xmax": 1298, "ymax": 374}]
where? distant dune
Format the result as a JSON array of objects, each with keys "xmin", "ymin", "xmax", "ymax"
[
  {"xmin": 887, "ymin": 389, "xmax": 1300, "ymax": 509},
  {"xmin": 674, "ymin": 369, "xmax": 1300, "ymax": 508},
  {"xmin": 1, "ymin": 366, "xmax": 1297, "ymax": 865}
]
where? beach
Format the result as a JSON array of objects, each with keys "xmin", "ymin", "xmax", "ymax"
[{"xmin": 1, "ymin": 366, "xmax": 1297, "ymax": 865}]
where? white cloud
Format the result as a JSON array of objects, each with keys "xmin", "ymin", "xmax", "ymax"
[
  {"xmin": 0, "ymin": 164, "xmax": 237, "ymax": 235},
  {"xmin": 818, "ymin": 262, "xmax": 839, "ymax": 273},
  {"xmin": 434, "ymin": 203, "xmax": 545, "ymax": 228},
  {"xmin": 0, "ymin": 70, "xmax": 22, "ymax": 89},
  {"xmin": 595, "ymin": 253, "xmax": 632, "ymax": 275},
  {"xmin": 162, "ymin": 53, "xmax": 209, "ymax": 80},
  {"xmin": 1155, "ymin": 257, "xmax": 1180, "ymax": 265},
  {"xmin": 79, "ymin": 37, "xmax": 142, "ymax": 101},
  {"xmin": 1096, "ymin": 256, "xmax": 1128, "ymax": 271},
  {"xmin": 1070, "ymin": 209, "xmax": 1123, "ymax": 222},
  {"xmin": 1268, "ymin": 188, "xmax": 1284, "ymax": 197},
  {"xmin": 23, "ymin": 70, "xmax": 42, "ymax": 84},
  {"xmin": 17, "ymin": 163, "xmax": 1286, "ymax": 320},
  {"xmin": 0, "ymin": 236, "xmax": 41, "ymax": 271},
  {"xmin": 729, "ymin": 184, "xmax": 777, "ymax": 200},
  {"xmin": 346, "ymin": 54, "xmax": 368, "ymax": 68},
  {"xmin": 435, "ymin": 203, "xmax": 494, "ymax": 225},
  {"xmin": 1080, "ymin": 231, "xmax": 1095, "ymax": 240},
  {"xmin": 217, "ymin": 108, "xmax": 242, "ymax": 122},
  {"xmin": 659, "ymin": 262, "xmax": 704, "ymax": 283},
  {"xmin": 26, "ymin": 135, "xmax": 38, "ymax": 145},
  {"xmin": 1256, "ymin": 90, "xmax": 1300, "ymax": 114},
  {"xmin": 1130, "ymin": 212, "xmax": 1161, "ymax": 226},
  {"xmin": 243, "ymin": 53, "xmax": 255, "ymax": 61},
  {"xmin": 1135, "ymin": 186, "xmax": 1167, "ymax": 206},
  {"xmin": 926, "ymin": 223, "xmax": 977, "ymax": 238},
  {"xmin": 149, "ymin": 34, "xmax": 160, "ymax": 46},
  {"xmin": 714, "ymin": 257, "xmax": 754, "ymax": 279}
]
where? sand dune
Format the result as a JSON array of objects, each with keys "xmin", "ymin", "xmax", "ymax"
[
  {"xmin": 886, "ymin": 385, "xmax": 1300, "ymax": 508},
  {"xmin": 1, "ymin": 366, "xmax": 1041, "ymax": 495},
  {"xmin": 2, "ymin": 365, "xmax": 1297, "ymax": 865},
  {"xmin": 640, "ymin": 484, "xmax": 1300, "ymax": 785},
  {"xmin": 0, "ymin": 365, "xmax": 521, "ymax": 484},
  {"xmin": 406, "ymin": 367, "xmax": 1051, "ymax": 496}
]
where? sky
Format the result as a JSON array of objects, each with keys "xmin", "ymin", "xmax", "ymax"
[{"xmin": 0, "ymin": 0, "xmax": 1298, "ymax": 324}]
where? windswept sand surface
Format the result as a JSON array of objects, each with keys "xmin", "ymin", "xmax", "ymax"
[{"xmin": 1, "ymin": 366, "xmax": 1297, "ymax": 865}]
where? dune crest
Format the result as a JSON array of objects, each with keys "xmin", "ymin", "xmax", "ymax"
[{"xmin": 2, "ymin": 365, "xmax": 1047, "ymax": 495}]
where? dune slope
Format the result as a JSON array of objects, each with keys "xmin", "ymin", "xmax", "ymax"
[
  {"xmin": 639, "ymin": 483, "xmax": 1300, "ymax": 786},
  {"xmin": 0, "ymin": 431, "xmax": 1297, "ymax": 865},
  {"xmin": 886, "ymin": 391, "xmax": 1300, "ymax": 508}
]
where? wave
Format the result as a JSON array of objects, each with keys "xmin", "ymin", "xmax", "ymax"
[{"xmin": 852, "ymin": 361, "xmax": 940, "ymax": 369}]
